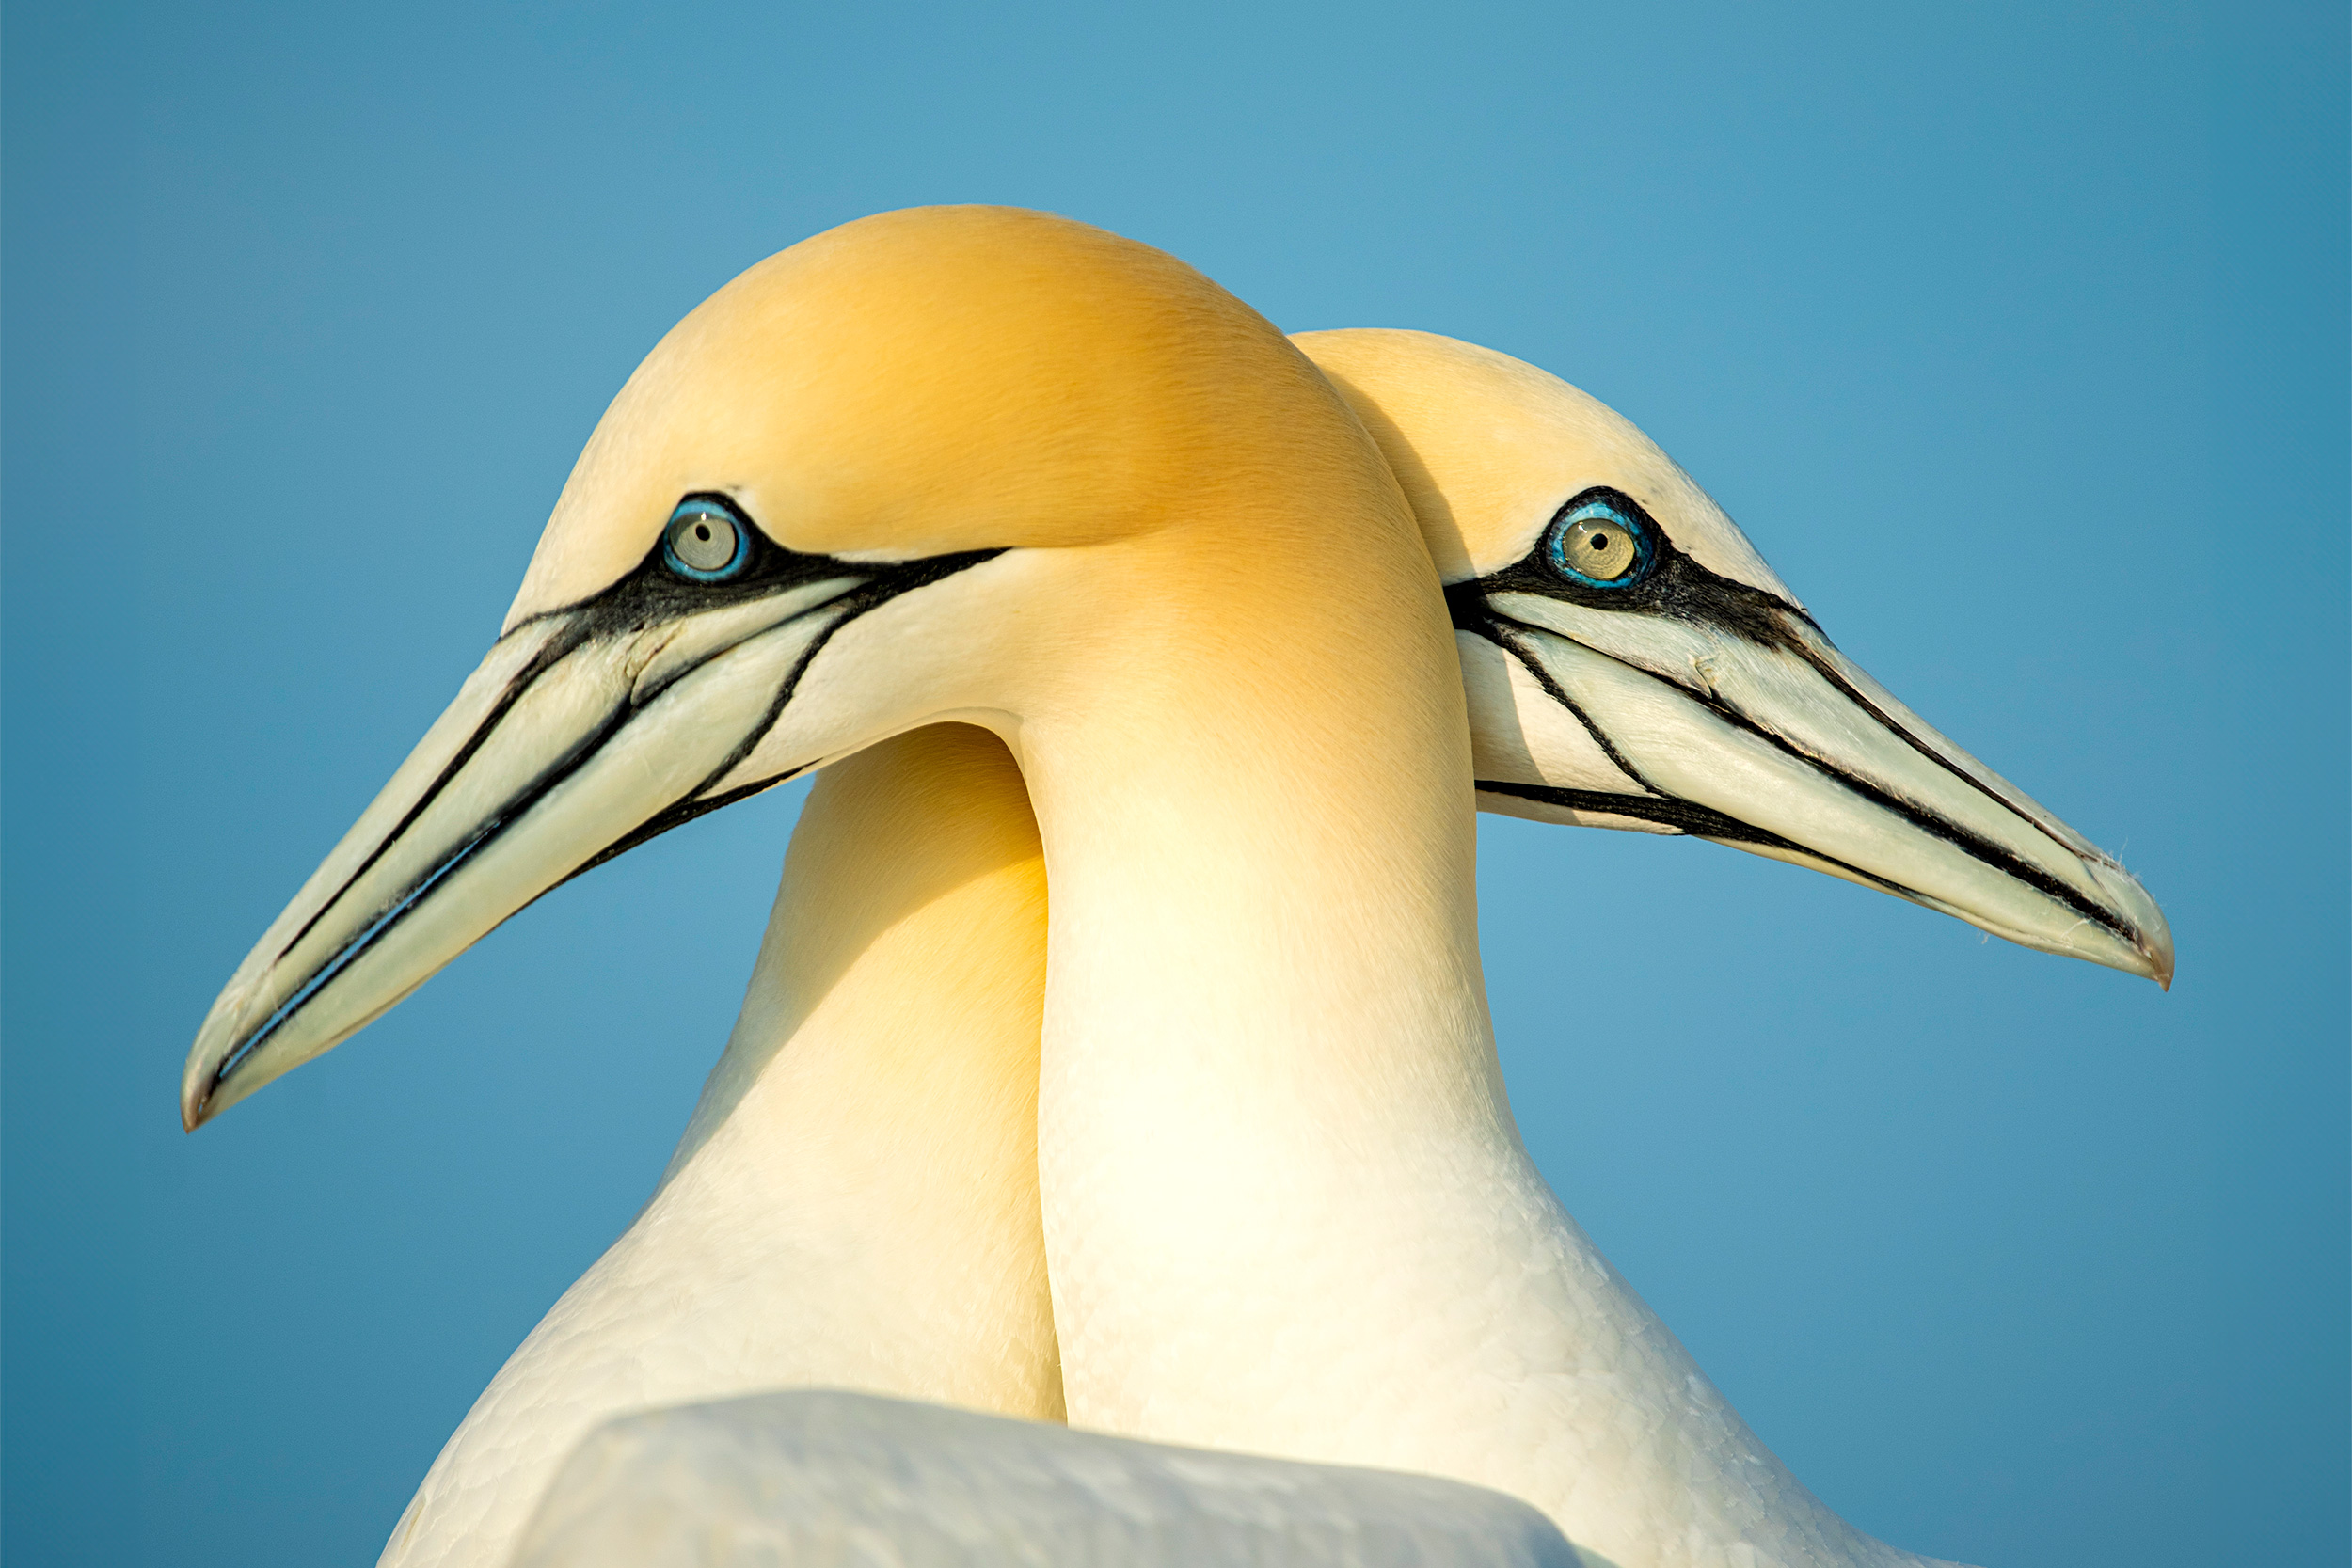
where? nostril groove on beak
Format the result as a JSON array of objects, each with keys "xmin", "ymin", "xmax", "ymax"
[{"xmin": 627, "ymin": 626, "xmax": 682, "ymax": 699}]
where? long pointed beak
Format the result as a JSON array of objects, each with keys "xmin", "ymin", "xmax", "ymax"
[
  {"xmin": 1461, "ymin": 594, "xmax": 2174, "ymax": 987},
  {"xmin": 180, "ymin": 576, "xmax": 872, "ymax": 1129}
]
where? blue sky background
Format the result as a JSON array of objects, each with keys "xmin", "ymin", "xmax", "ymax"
[{"xmin": 5, "ymin": 3, "xmax": 2344, "ymax": 1564}]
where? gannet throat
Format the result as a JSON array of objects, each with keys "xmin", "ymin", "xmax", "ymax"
[{"xmin": 377, "ymin": 726, "xmax": 1064, "ymax": 1567}]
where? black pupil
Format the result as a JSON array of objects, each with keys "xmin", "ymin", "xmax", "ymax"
[
  {"xmin": 1590, "ymin": 531, "xmax": 1611, "ymax": 550},
  {"xmin": 694, "ymin": 523, "xmax": 712, "ymax": 542}
]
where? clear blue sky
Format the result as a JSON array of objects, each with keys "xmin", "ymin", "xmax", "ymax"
[{"xmin": 6, "ymin": 3, "xmax": 2344, "ymax": 1564}]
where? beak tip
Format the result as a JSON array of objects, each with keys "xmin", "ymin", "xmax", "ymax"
[
  {"xmin": 2107, "ymin": 932, "xmax": 2172, "ymax": 990},
  {"xmin": 2137, "ymin": 914, "xmax": 2176, "ymax": 994},
  {"xmin": 179, "ymin": 1058, "xmax": 220, "ymax": 1132}
]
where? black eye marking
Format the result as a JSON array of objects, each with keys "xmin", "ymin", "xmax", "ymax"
[
  {"xmin": 530, "ymin": 492, "xmax": 899, "ymax": 641},
  {"xmin": 1448, "ymin": 486, "xmax": 1817, "ymax": 653},
  {"xmin": 1446, "ymin": 492, "xmax": 2129, "ymax": 942},
  {"xmin": 247, "ymin": 501, "xmax": 1005, "ymax": 1053}
]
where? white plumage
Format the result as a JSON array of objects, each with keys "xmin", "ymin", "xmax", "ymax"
[
  {"xmin": 181, "ymin": 212, "xmax": 2169, "ymax": 1568},
  {"xmin": 512, "ymin": 1391, "xmax": 1578, "ymax": 1568}
]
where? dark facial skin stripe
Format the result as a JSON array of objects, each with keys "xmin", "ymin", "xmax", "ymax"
[
  {"xmin": 1451, "ymin": 505, "xmax": 2095, "ymax": 869},
  {"xmin": 1472, "ymin": 779, "xmax": 1917, "ymax": 900},
  {"xmin": 1770, "ymin": 633, "xmax": 2093, "ymax": 868},
  {"xmin": 1485, "ymin": 621, "xmax": 1661, "ymax": 796},
  {"xmin": 559, "ymin": 770, "xmax": 807, "ymax": 889},
  {"xmin": 266, "ymin": 516, "xmax": 875, "ymax": 972},
  {"xmin": 274, "ymin": 616, "xmax": 603, "ymax": 967},
  {"xmin": 1455, "ymin": 585, "xmax": 2138, "ymax": 949},
  {"xmin": 203, "ymin": 536, "xmax": 1003, "ymax": 1110},
  {"xmin": 211, "ymin": 677, "xmax": 664, "ymax": 1099},
  {"xmin": 548, "ymin": 545, "xmax": 1009, "ymax": 892},
  {"xmin": 1476, "ymin": 615, "xmax": 1927, "ymax": 906},
  {"xmin": 1446, "ymin": 505, "xmax": 1827, "ymax": 659}
]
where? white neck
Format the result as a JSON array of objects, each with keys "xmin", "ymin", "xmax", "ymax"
[
  {"xmin": 378, "ymin": 728, "xmax": 1061, "ymax": 1568},
  {"xmin": 1017, "ymin": 573, "xmax": 1945, "ymax": 1568}
]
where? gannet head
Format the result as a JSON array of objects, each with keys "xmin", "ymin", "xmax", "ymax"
[
  {"xmin": 183, "ymin": 206, "xmax": 1428, "ymax": 1128},
  {"xmin": 1299, "ymin": 327, "xmax": 2172, "ymax": 988}
]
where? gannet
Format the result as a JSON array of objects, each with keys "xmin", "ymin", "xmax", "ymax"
[
  {"xmin": 1038, "ymin": 328, "xmax": 2171, "ymax": 1568},
  {"xmin": 180, "ymin": 212, "xmax": 2168, "ymax": 1568}
]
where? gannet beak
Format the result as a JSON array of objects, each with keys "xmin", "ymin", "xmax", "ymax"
[
  {"xmin": 181, "ymin": 545, "xmax": 997, "ymax": 1130},
  {"xmin": 1457, "ymin": 593, "xmax": 2174, "ymax": 988}
]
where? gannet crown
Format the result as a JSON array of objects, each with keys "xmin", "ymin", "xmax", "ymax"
[
  {"xmin": 508, "ymin": 205, "xmax": 1370, "ymax": 625},
  {"xmin": 1301, "ymin": 327, "xmax": 1791, "ymax": 594}
]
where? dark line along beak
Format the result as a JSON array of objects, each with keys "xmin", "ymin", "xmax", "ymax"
[
  {"xmin": 182, "ymin": 548, "xmax": 1000, "ymax": 1129},
  {"xmin": 1457, "ymin": 592, "xmax": 2173, "ymax": 986}
]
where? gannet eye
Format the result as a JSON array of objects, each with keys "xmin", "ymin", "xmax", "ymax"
[
  {"xmin": 662, "ymin": 497, "xmax": 751, "ymax": 581},
  {"xmin": 1545, "ymin": 495, "xmax": 1653, "ymax": 588}
]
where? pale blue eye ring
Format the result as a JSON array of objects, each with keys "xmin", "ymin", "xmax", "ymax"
[
  {"xmin": 662, "ymin": 498, "xmax": 751, "ymax": 581},
  {"xmin": 1545, "ymin": 497, "xmax": 1653, "ymax": 588}
]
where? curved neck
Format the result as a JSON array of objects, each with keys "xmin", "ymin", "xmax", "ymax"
[
  {"xmin": 669, "ymin": 724, "xmax": 1049, "ymax": 1187},
  {"xmin": 647, "ymin": 727, "xmax": 1060, "ymax": 1422},
  {"xmin": 382, "ymin": 726, "xmax": 1062, "ymax": 1568},
  {"xmin": 1006, "ymin": 462, "xmax": 1516, "ymax": 1414},
  {"xmin": 999, "ymin": 488, "xmax": 1920, "ymax": 1565},
  {"xmin": 1023, "ymin": 656, "xmax": 1505, "ymax": 1156}
]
